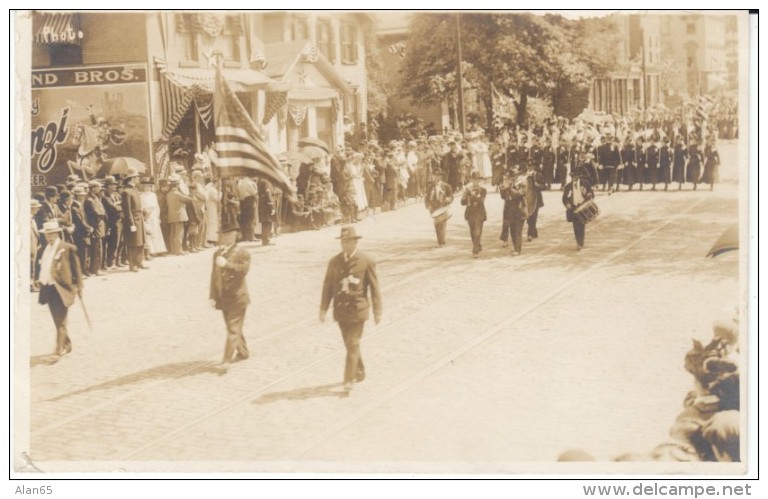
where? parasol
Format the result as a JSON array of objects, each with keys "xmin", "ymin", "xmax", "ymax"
[
  {"xmin": 706, "ymin": 224, "xmax": 739, "ymax": 258},
  {"xmin": 300, "ymin": 145, "xmax": 327, "ymax": 160},
  {"xmin": 298, "ymin": 137, "xmax": 330, "ymax": 153},
  {"xmin": 105, "ymin": 157, "xmax": 147, "ymax": 176},
  {"xmin": 280, "ymin": 151, "xmax": 313, "ymax": 166}
]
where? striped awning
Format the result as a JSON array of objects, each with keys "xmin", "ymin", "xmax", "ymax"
[
  {"xmin": 155, "ymin": 57, "xmax": 289, "ymax": 138},
  {"xmin": 35, "ymin": 13, "xmax": 82, "ymax": 45}
]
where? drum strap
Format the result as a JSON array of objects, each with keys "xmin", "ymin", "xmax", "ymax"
[{"xmin": 573, "ymin": 179, "xmax": 583, "ymax": 206}]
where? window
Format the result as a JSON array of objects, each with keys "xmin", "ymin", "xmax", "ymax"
[
  {"xmin": 49, "ymin": 44, "xmax": 82, "ymax": 66},
  {"xmin": 177, "ymin": 14, "xmax": 199, "ymax": 64},
  {"xmin": 317, "ymin": 19, "xmax": 335, "ymax": 62},
  {"xmin": 292, "ymin": 16, "xmax": 309, "ymax": 41},
  {"xmin": 222, "ymin": 15, "xmax": 242, "ymax": 65},
  {"xmin": 687, "ymin": 56, "xmax": 695, "ymax": 68},
  {"xmin": 686, "ymin": 21, "xmax": 696, "ymax": 35},
  {"xmin": 340, "ymin": 22, "xmax": 358, "ymax": 65}
]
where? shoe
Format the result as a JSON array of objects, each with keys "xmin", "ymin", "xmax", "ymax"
[
  {"xmin": 93, "ymin": 271, "xmax": 105, "ymax": 277},
  {"xmin": 130, "ymin": 267, "xmax": 139, "ymax": 272},
  {"xmin": 355, "ymin": 372, "xmax": 366, "ymax": 383},
  {"xmin": 138, "ymin": 265, "xmax": 149, "ymax": 270},
  {"xmin": 501, "ymin": 242, "xmax": 509, "ymax": 248},
  {"xmin": 577, "ymin": 245, "xmax": 583, "ymax": 251},
  {"xmin": 527, "ymin": 236, "xmax": 533, "ymax": 242},
  {"xmin": 343, "ymin": 382, "xmax": 353, "ymax": 391},
  {"xmin": 234, "ymin": 353, "xmax": 249, "ymax": 362}
]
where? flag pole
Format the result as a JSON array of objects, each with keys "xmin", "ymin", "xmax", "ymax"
[{"xmin": 212, "ymin": 50, "xmax": 224, "ymax": 244}]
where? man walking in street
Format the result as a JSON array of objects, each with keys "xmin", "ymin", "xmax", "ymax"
[
  {"xmin": 210, "ymin": 223, "xmax": 251, "ymax": 366},
  {"xmin": 319, "ymin": 226, "xmax": 382, "ymax": 392},
  {"xmin": 35, "ymin": 220, "xmax": 83, "ymax": 358},
  {"xmin": 461, "ymin": 171, "xmax": 487, "ymax": 258}
]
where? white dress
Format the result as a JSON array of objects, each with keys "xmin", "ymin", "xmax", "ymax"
[
  {"xmin": 347, "ymin": 163, "xmax": 368, "ymax": 210},
  {"xmin": 140, "ymin": 191, "xmax": 167, "ymax": 255},
  {"xmin": 204, "ymin": 182, "xmax": 220, "ymax": 242}
]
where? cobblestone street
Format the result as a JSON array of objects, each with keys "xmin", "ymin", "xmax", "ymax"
[{"xmin": 20, "ymin": 142, "xmax": 742, "ymax": 473}]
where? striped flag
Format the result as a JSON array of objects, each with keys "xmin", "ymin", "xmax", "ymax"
[
  {"xmin": 213, "ymin": 61, "xmax": 296, "ymax": 201},
  {"xmin": 696, "ymin": 95, "xmax": 715, "ymax": 121}
]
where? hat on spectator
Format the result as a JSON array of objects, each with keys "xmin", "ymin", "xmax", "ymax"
[
  {"xmin": 72, "ymin": 186, "xmax": 88, "ymax": 196},
  {"xmin": 40, "ymin": 220, "xmax": 63, "ymax": 233},
  {"xmin": 44, "ymin": 186, "xmax": 58, "ymax": 198},
  {"xmin": 168, "ymin": 173, "xmax": 181, "ymax": 184},
  {"xmin": 31, "ymin": 199, "xmax": 42, "ymax": 209},
  {"xmin": 104, "ymin": 175, "xmax": 118, "ymax": 185},
  {"xmin": 88, "ymin": 179, "xmax": 103, "ymax": 188}
]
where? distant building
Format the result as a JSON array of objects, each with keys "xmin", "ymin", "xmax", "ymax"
[
  {"xmin": 659, "ymin": 13, "xmax": 729, "ymax": 97},
  {"xmin": 376, "ymin": 13, "xmax": 450, "ymax": 134},
  {"xmin": 589, "ymin": 14, "xmax": 663, "ymax": 116}
]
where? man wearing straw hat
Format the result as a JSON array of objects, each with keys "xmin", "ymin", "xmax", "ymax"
[
  {"xmin": 319, "ymin": 225, "xmax": 382, "ymax": 392},
  {"xmin": 35, "ymin": 220, "xmax": 84, "ymax": 357},
  {"xmin": 121, "ymin": 167, "xmax": 147, "ymax": 272}
]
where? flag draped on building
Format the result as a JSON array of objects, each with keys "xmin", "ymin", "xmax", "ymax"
[
  {"xmin": 491, "ymin": 83, "xmax": 517, "ymax": 127},
  {"xmin": 213, "ymin": 58, "xmax": 296, "ymax": 201}
]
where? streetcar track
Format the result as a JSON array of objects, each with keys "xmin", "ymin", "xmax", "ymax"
[
  {"xmin": 30, "ymin": 190, "xmax": 665, "ymax": 452},
  {"xmin": 112, "ymin": 193, "xmax": 670, "ymax": 461}
]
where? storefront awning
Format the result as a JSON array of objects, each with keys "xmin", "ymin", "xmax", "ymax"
[
  {"xmin": 154, "ymin": 57, "xmax": 290, "ymax": 138},
  {"xmin": 35, "ymin": 12, "xmax": 83, "ymax": 45}
]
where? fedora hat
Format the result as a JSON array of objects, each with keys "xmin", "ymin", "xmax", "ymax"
[
  {"xmin": 40, "ymin": 220, "xmax": 63, "ymax": 234},
  {"xmin": 104, "ymin": 175, "xmax": 118, "ymax": 185},
  {"xmin": 125, "ymin": 167, "xmax": 141, "ymax": 178},
  {"xmin": 336, "ymin": 225, "xmax": 362, "ymax": 240},
  {"xmin": 72, "ymin": 186, "xmax": 88, "ymax": 196},
  {"xmin": 88, "ymin": 179, "xmax": 103, "ymax": 188}
]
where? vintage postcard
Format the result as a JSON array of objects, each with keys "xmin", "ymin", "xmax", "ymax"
[{"xmin": 11, "ymin": 9, "xmax": 754, "ymax": 480}]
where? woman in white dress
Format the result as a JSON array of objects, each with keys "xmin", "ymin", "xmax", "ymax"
[
  {"xmin": 204, "ymin": 174, "xmax": 220, "ymax": 244},
  {"xmin": 346, "ymin": 153, "xmax": 368, "ymax": 215},
  {"xmin": 139, "ymin": 177, "xmax": 167, "ymax": 256}
]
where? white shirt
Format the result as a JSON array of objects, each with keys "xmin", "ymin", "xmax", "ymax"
[{"xmin": 38, "ymin": 237, "xmax": 60, "ymax": 285}]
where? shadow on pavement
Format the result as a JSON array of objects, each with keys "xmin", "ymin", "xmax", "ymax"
[
  {"xmin": 251, "ymin": 383, "xmax": 348, "ymax": 405},
  {"xmin": 45, "ymin": 360, "xmax": 224, "ymax": 401}
]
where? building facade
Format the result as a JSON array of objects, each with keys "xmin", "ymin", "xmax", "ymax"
[
  {"xmin": 589, "ymin": 14, "xmax": 663, "ymax": 116},
  {"xmin": 29, "ymin": 11, "xmax": 373, "ymax": 186}
]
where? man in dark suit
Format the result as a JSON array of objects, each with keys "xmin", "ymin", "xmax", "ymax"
[
  {"xmin": 319, "ymin": 226, "xmax": 382, "ymax": 392},
  {"xmin": 121, "ymin": 168, "xmax": 146, "ymax": 272},
  {"xmin": 84, "ymin": 180, "xmax": 108, "ymax": 276},
  {"xmin": 34, "ymin": 186, "xmax": 62, "ymax": 242},
  {"xmin": 210, "ymin": 223, "xmax": 251, "ymax": 366},
  {"xmin": 500, "ymin": 170, "xmax": 528, "ymax": 256},
  {"xmin": 563, "ymin": 167, "xmax": 595, "ymax": 251},
  {"xmin": 70, "ymin": 186, "xmax": 93, "ymax": 276},
  {"xmin": 101, "ymin": 176, "xmax": 124, "ymax": 269},
  {"xmin": 35, "ymin": 220, "xmax": 84, "ymax": 357},
  {"xmin": 461, "ymin": 171, "xmax": 487, "ymax": 258}
]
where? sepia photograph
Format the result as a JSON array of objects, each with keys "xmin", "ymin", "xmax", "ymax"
[{"xmin": 10, "ymin": 7, "xmax": 756, "ymax": 484}]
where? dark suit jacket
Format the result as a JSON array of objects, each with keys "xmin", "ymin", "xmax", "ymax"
[
  {"xmin": 321, "ymin": 250, "xmax": 382, "ymax": 324},
  {"xmin": 37, "ymin": 240, "xmax": 83, "ymax": 307},
  {"xmin": 70, "ymin": 200, "xmax": 92, "ymax": 241},
  {"xmin": 461, "ymin": 183, "xmax": 487, "ymax": 222},
  {"xmin": 209, "ymin": 243, "xmax": 251, "ymax": 310},
  {"xmin": 84, "ymin": 194, "xmax": 108, "ymax": 238},
  {"xmin": 34, "ymin": 201, "xmax": 62, "ymax": 230},
  {"xmin": 500, "ymin": 184, "xmax": 527, "ymax": 221},
  {"xmin": 121, "ymin": 186, "xmax": 145, "ymax": 247}
]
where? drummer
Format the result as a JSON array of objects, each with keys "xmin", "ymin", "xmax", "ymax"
[
  {"xmin": 424, "ymin": 171, "xmax": 454, "ymax": 248},
  {"xmin": 562, "ymin": 165, "xmax": 595, "ymax": 251}
]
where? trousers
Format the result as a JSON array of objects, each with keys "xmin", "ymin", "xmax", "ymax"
[
  {"xmin": 433, "ymin": 220, "xmax": 447, "ymax": 246},
  {"xmin": 339, "ymin": 321, "xmax": 366, "ymax": 384},
  {"xmin": 222, "ymin": 306, "xmax": 249, "ymax": 362},
  {"xmin": 468, "ymin": 220, "xmax": 484, "ymax": 255},
  {"xmin": 169, "ymin": 222, "xmax": 185, "ymax": 255},
  {"xmin": 39, "ymin": 284, "xmax": 72, "ymax": 355},
  {"xmin": 572, "ymin": 220, "xmax": 586, "ymax": 247},
  {"xmin": 527, "ymin": 205, "xmax": 540, "ymax": 239}
]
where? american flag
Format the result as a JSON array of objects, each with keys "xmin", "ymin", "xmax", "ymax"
[{"xmin": 213, "ymin": 63, "xmax": 296, "ymax": 201}]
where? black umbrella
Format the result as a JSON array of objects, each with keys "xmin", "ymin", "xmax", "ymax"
[{"xmin": 706, "ymin": 224, "xmax": 739, "ymax": 258}]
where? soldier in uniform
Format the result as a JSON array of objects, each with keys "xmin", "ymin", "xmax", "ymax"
[
  {"xmin": 659, "ymin": 137, "xmax": 673, "ymax": 191},
  {"xmin": 646, "ymin": 139, "xmax": 660, "ymax": 190},
  {"xmin": 524, "ymin": 162, "xmax": 547, "ymax": 242},
  {"xmin": 461, "ymin": 171, "xmax": 487, "ymax": 258},
  {"xmin": 210, "ymin": 222, "xmax": 251, "ymax": 366},
  {"xmin": 319, "ymin": 226, "xmax": 382, "ymax": 392}
]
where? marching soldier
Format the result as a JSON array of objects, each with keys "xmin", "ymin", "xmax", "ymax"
[{"xmin": 461, "ymin": 171, "xmax": 487, "ymax": 258}]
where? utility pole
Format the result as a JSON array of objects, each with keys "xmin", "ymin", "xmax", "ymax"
[{"xmin": 456, "ymin": 13, "xmax": 466, "ymax": 135}]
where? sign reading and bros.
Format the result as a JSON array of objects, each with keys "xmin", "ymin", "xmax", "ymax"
[{"xmin": 30, "ymin": 64, "xmax": 152, "ymax": 191}]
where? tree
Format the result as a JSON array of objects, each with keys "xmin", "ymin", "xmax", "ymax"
[{"xmin": 400, "ymin": 13, "xmax": 620, "ymax": 128}]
